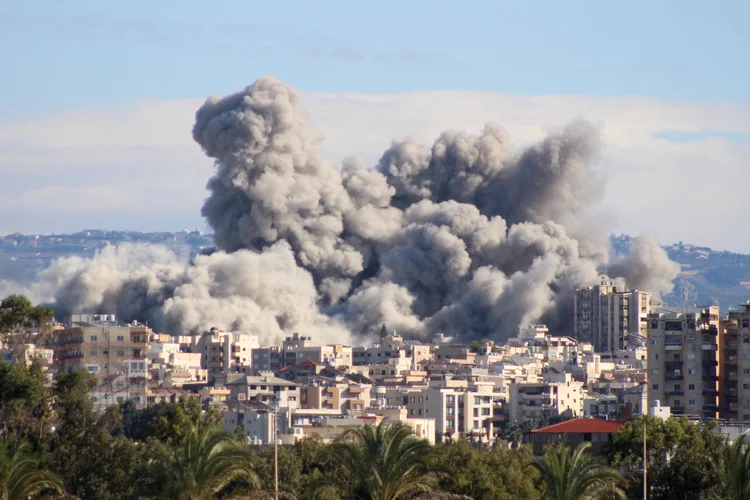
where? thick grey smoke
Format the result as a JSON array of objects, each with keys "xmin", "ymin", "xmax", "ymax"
[
  {"xmin": 1, "ymin": 77, "xmax": 681, "ymax": 344},
  {"xmin": 607, "ymin": 234, "xmax": 681, "ymax": 298}
]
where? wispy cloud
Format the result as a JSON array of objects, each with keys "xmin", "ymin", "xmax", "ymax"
[{"xmin": 0, "ymin": 11, "xmax": 454, "ymax": 67}]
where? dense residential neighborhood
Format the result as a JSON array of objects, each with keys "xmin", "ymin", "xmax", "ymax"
[{"xmin": 6, "ymin": 279, "xmax": 750, "ymax": 446}]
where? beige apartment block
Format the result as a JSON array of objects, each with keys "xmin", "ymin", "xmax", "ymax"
[
  {"xmin": 282, "ymin": 333, "xmax": 353, "ymax": 368},
  {"xmin": 720, "ymin": 301, "xmax": 750, "ymax": 420},
  {"xmin": 509, "ymin": 372, "xmax": 584, "ymax": 423},
  {"xmin": 647, "ymin": 306, "xmax": 720, "ymax": 419},
  {"xmin": 574, "ymin": 281, "xmax": 652, "ymax": 352},
  {"xmin": 53, "ymin": 316, "xmax": 151, "ymax": 384}
]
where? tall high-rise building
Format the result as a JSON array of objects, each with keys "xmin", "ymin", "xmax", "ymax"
[
  {"xmin": 574, "ymin": 280, "xmax": 652, "ymax": 352},
  {"xmin": 720, "ymin": 301, "xmax": 750, "ymax": 420},
  {"xmin": 647, "ymin": 306, "xmax": 720, "ymax": 419}
]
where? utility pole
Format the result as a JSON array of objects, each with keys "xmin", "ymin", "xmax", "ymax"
[
  {"xmin": 643, "ymin": 420, "xmax": 648, "ymax": 500},
  {"xmin": 274, "ymin": 409, "xmax": 279, "ymax": 500}
]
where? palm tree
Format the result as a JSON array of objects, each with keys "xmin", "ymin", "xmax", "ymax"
[
  {"xmin": 315, "ymin": 421, "xmax": 443, "ymax": 500},
  {"xmin": 0, "ymin": 441, "xmax": 63, "ymax": 500},
  {"xmin": 716, "ymin": 434, "xmax": 750, "ymax": 500},
  {"xmin": 530, "ymin": 442, "xmax": 625, "ymax": 500},
  {"xmin": 160, "ymin": 423, "xmax": 259, "ymax": 500}
]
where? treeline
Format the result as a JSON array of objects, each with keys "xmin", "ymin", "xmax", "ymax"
[{"xmin": 0, "ymin": 359, "xmax": 747, "ymax": 500}]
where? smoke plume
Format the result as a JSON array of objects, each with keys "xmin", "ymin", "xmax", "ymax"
[{"xmin": 1, "ymin": 77, "xmax": 681, "ymax": 345}]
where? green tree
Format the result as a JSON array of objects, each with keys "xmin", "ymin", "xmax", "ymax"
[
  {"xmin": 530, "ymin": 442, "xmax": 624, "ymax": 500},
  {"xmin": 0, "ymin": 360, "xmax": 53, "ymax": 450},
  {"xmin": 159, "ymin": 422, "xmax": 259, "ymax": 500},
  {"xmin": 0, "ymin": 295, "xmax": 54, "ymax": 361},
  {"xmin": 315, "ymin": 421, "xmax": 444, "ymax": 500},
  {"xmin": 0, "ymin": 440, "xmax": 63, "ymax": 500},
  {"xmin": 715, "ymin": 434, "xmax": 750, "ymax": 500},
  {"xmin": 608, "ymin": 416, "xmax": 722, "ymax": 499},
  {"xmin": 435, "ymin": 439, "xmax": 541, "ymax": 500}
]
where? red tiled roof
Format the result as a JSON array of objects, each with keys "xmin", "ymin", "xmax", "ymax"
[{"xmin": 531, "ymin": 418, "xmax": 624, "ymax": 434}]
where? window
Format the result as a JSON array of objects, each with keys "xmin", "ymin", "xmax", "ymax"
[
  {"xmin": 474, "ymin": 421, "xmax": 480, "ymax": 429},
  {"xmin": 410, "ymin": 397, "xmax": 415, "ymax": 403},
  {"xmin": 90, "ymin": 335, "xmax": 97, "ymax": 342},
  {"xmin": 117, "ymin": 336, "xmax": 125, "ymax": 342},
  {"xmin": 744, "ymin": 415, "xmax": 750, "ymax": 420},
  {"xmin": 652, "ymin": 369, "xmax": 659, "ymax": 375},
  {"xmin": 689, "ymin": 384, "xmax": 695, "ymax": 390},
  {"xmin": 482, "ymin": 408, "xmax": 490, "ymax": 416},
  {"xmin": 744, "ymin": 384, "xmax": 750, "ymax": 390},
  {"xmin": 744, "ymin": 369, "xmax": 750, "ymax": 375},
  {"xmin": 652, "ymin": 384, "xmax": 659, "ymax": 390},
  {"xmin": 687, "ymin": 353, "xmax": 695, "ymax": 360},
  {"xmin": 446, "ymin": 419, "xmax": 455, "ymax": 428},
  {"xmin": 473, "ymin": 408, "xmax": 479, "ymax": 417},
  {"xmin": 89, "ymin": 350, "xmax": 97, "ymax": 357},
  {"xmin": 653, "ymin": 353, "xmax": 659, "ymax": 360},
  {"xmin": 689, "ymin": 399, "xmax": 696, "ymax": 405},
  {"xmin": 688, "ymin": 369, "xmax": 695, "ymax": 375},
  {"xmin": 744, "ymin": 337, "xmax": 750, "ymax": 344}
]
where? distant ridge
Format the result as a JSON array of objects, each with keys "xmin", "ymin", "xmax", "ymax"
[
  {"xmin": 612, "ymin": 234, "xmax": 750, "ymax": 311},
  {"xmin": 2, "ymin": 230, "xmax": 750, "ymax": 311}
]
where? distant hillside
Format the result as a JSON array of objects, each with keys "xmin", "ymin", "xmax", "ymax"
[
  {"xmin": 2, "ymin": 230, "xmax": 749, "ymax": 312},
  {"xmin": 0, "ymin": 230, "xmax": 214, "ymax": 283},
  {"xmin": 612, "ymin": 234, "xmax": 750, "ymax": 311}
]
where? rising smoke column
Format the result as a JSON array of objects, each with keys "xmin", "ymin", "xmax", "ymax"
[{"xmin": 1, "ymin": 77, "xmax": 681, "ymax": 344}]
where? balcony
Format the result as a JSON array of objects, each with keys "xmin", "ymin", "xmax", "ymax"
[
  {"xmin": 665, "ymin": 343, "xmax": 683, "ymax": 351},
  {"xmin": 702, "ymin": 389, "xmax": 719, "ymax": 396},
  {"xmin": 665, "ymin": 372, "xmax": 683, "ymax": 380},
  {"xmin": 703, "ymin": 404, "xmax": 719, "ymax": 412},
  {"xmin": 665, "ymin": 390, "xmax": 684, "ymax": 396},
  {"xmin": 702, "ymin": 375, "xmax": 719, "ymax": 382},
  {"xmin": 702, "ymin": 360, "xmax": 719, "ymax": 367},
  {"xmin": 702, "ymin": 343, "xmax": 717, "ymax": 351}
]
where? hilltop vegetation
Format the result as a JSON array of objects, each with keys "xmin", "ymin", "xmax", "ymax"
[{"xmin": 612, "ymin": 234, "xmax": 750, "ymax": 310}]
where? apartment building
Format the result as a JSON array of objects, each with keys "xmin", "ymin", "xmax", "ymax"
[
  {"xmin": 720, "ymin": 301, "xmax": 750, "ymax": 420},
  {"xmin": 574, "ymin": 281, "xmax": 652, "ymax": 352},
  {"xmin": 281, "ymin": 333, "xmax": 353, "ymax": 368},
  {"xmin": 225, "ymin": 374, "xmax": 301, "ymax": 406},
  {"xmin": 353, "ymin": 334, "xmax": 431, "ymax": 370},
  {"xmin": 180, "ymin": 328, "xmax": 259, "ymax": 381},
  {"xmin": 380, "ymin": 383, "xmax": 500, "ymax": 443},
  {"xmin": 301, "ymin": 381, "xmax": 371, "ymax": 416},
  {"xmin": 53, "ymin": 315, "xmax": 151, "ymax": 384},
  {"xmin": 647, "ymin": 306, "xmax": 720, "ymax": 418},
  {"xmin": 509, "ymin": 373, "xmax": 584, "ymax": 423}
]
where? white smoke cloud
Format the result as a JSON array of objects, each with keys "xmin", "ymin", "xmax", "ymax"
[{"xmin": 0, "ymin": 77, "xmax": 683, "ymax": 343}]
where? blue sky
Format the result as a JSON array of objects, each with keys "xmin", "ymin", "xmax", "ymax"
[
  {"xmin": 2, "ymin": 0, "xmax": 749, "ymax": 118},
  {"xmin": 1, "ymin": 0, "xmax": 749, "ymax": 250}
]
